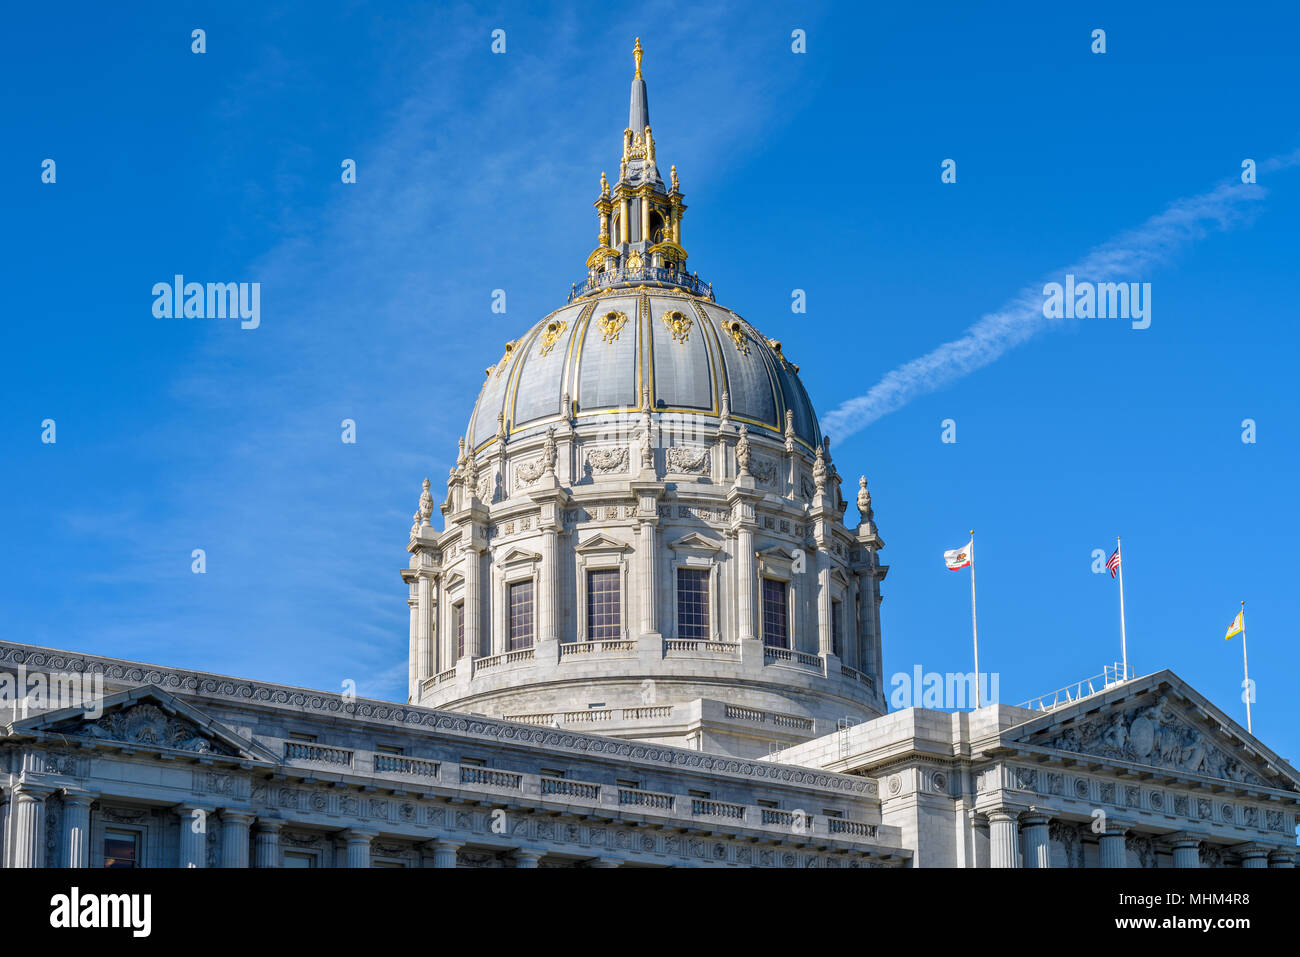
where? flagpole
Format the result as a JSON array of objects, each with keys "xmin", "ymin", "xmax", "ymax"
[
  {"xmin": 970, "ymin": 529, "xmax": 981, "ymax": 708},
  {"xmin": 1240, "ymin": 600, "xmax": 1252, "ymax": 734},
  {"xmin": 1116, "ymin": 536, "xmax": 1128, "ymax": 679}
]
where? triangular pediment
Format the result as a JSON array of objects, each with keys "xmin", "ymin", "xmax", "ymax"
[
  {"xmin": 668, "ymin": 532, "xmax": 721, "ymax": 552},
  {"xmin": 13, "ymin": 686, "xmax": 275, "ymax": 763},
  {"xmin": 574, "ymin": 531, "xmax": 631, "ymax": 553},
  {"xmin": 1005, "ymin": 671, "xmax": 1299, "ymax": 792},
  {"xmin": 499, "ymin": 546, "xmax": 542, "ymax": 566}
]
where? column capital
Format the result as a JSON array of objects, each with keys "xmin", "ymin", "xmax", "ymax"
[
  {"xmin": 12, "ymin": 781, "xmax": 57, "ymax": 800},
  {"xmin": 428, "ymin": 838, "xmax": 464, "ymax": 851},
  {"xmin": 985, "ymin": 806, "xmax": 1021, "ymax": 824},
  {"xmin": 588, "ymin": 857, "xmax": 621, "ymax": 868},
  {"xmin": 1019, "ymin": 808, "xmax": 1051, "ymax": 828},
  {"xmin": 342, "ymin": 828, "xmax": 379, "ymax": 841},
  {"xmin": 220, "ymin": 809, "xmax": 257, "ymax": 825},
  {"xmin": 1233, "ymin": 842, "xmax": 1272, "ymax": 862},
  {"xmin": 1099, "ymin": 818, "xmax": 1131, "ymax": 837},
  {"xmin": 1268, "ymin": 848, "xmax": 1296, "ymax": 868},
  {"xmin": 60, "ymin": 788, "xmax": 98, "ymax": 808},
  {"xmin": 1162, "ymin": 831, "xmax": 1204, "ymax": 850},
  {"xmin": 253, "ymin": 819, "xmax": 284, "ymax": 834},
  {"xmin": 512, "ymin": 848, "xmax": 544, "ymax": 867}
]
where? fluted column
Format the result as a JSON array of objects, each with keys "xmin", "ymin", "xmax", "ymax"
[
  {"xmin": 253, "ymin": 821, "xmax": 282, "ymax": 868},
  {"xmin": 987, "ymin": 808, "xmax": 1020, "ymax": 868},
  {"xmin": 640, "ymin": 194, "xmax": 650, "ymax": 242},
  {"xmin": 177, "ymin": 804, "xmax": 211, "ymax": 868},
  {"xmin": 639, "ymin": 519, "xmax": 658, "ymax": 636},
  {"xmin": 971, "ymin": 814, "xmax": 991, "ymax": 869},
  {"xmin": 10, "ymin": 784, "xmax": 53, "ymax": 868},
  {"xmin": 815, "ymin": 547, "xmax": 832, "ymax": 656},
  {"xmin": 62, "ymin": 791, "xmax": 96, "ymax": 868},
  {"xmin": 343, "ymin": 829, "xmax": 376, "ymax": 868},
  {"xmin": 1237, "ymin": 844, "xmax": 1270, "ymax": 868},
  {"xmin": 431, "ymin": 838, "xmax": 462, "ymax": 868},
  {"xmin": 513, "ymin": 848, "xmax": 543, "ymax": 868},
  {"xmin": 1098, "ymin": 821, "xmax": 1129, "ymax": 868},
  {"xmin": 736, "ymin": 526, "xmax": 755, "ymax": 642},
  {"xmin": 0, "ymin": 790, "xmax": 10, "ymax": 868},
  {"xmin": 1020, "ymin": 811, "xmax": 1051, "ymax": 868},
  {"xmin": 540, "ymin": 527, "xmax": 558, "ymax": 642},
  {"xmin": 220, "ymin": 811, "xmax": 254, "ymax": 868},
  {"xmin": 1168, "ymin": 835, "xmax": 1201, "ymax": 869},
  {"xmin": 462, "ymin": 541, "xmax": 482, "ymax": 659},
  {"xmin": 619, "ymin": 198, "xmax": 629, "ymax": 243}
]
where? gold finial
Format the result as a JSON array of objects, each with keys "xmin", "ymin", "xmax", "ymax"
[{"xmin": 634, "ymin": 37, "xmax": 643, "ymax": 78}]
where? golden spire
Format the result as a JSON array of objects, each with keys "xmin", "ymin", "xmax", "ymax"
[{"xmin": 633, "ymin": 37, "xmax": 643, "ymax": 78}]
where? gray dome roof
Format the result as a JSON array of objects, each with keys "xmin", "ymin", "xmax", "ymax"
[{"xmin": 467, "ymin": 290, "xmax": 821, "ymax": 454}]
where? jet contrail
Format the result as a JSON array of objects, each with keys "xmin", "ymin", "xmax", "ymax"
[{"xmin": 822, "ymin": 149, "xmax": 1300, "ymax": 440}]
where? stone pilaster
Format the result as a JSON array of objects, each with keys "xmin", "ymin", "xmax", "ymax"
[
  {"xmin": 1020, "ymin": 810, "xmax": 1051, "ymax": 868},
  {"xmin": 1166, "ymin": 833, "xmax": 1201, "ymax": 869},
  {"xmin": 343, "ymin": 829, "xmax": 376, "ymax": 868},
  {"xmin": 62, "ymin": 790, "xmax": 97, "ymax": 868},
  {"xmin": 176, "ymin": 804, "xmax": 211, "ymax": 868},
  {"xmin": 431, "ymin": 838, "xmax": 462, "ymax": 868},
  {"xmin": 220, "ymin": 810, "xmax": 255, "ymax": 868},
  {"xmin": 727, "ymin": 479, "xmax": 759, "ymax": 644},
  {"xmin": 1098, "ymin": 820, "xmax": 1129, "ymax": 868},
  {"xmin": 253, "ymin": 820, "xmax": 282, "ymax": 868}
]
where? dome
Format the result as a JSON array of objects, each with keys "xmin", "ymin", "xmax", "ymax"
[{"xmin": 466, "ymin": 293, "xmax": 822, "ymax": 457}]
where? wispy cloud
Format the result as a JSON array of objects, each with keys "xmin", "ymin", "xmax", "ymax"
[{"xmin": 822, "ymin": 148, "xmax": 1300, "ymax": 440}]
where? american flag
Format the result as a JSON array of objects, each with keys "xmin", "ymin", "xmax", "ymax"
[{"xmin": 1106, "ymin": 548, "xmax": 1121, "ymax": 578}]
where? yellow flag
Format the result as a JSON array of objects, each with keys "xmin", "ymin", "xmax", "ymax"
[{"xmin": 1224, "ymin": 611, "xmax": 1244, "ymax": 641}]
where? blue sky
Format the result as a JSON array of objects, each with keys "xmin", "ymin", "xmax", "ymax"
[{"xmin": 4, "ymin": 2, "xmax": 1298, "ymax": 764}]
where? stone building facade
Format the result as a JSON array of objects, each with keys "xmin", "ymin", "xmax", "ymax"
[{"xmin": 2, "ymin": 40, "xmax": 1296, "ymax": 868}]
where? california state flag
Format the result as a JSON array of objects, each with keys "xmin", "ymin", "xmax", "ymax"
[{"xmin": 944, "ymin": 540, "xmax": 973, "ymax": 570}]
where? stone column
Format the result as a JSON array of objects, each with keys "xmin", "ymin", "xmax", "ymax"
[
  {"xmin": 418, "ymin": 572, "xmax": 435, "ymax": 681},
  {"xmin": 407, "ymin": 587, "xmax": 420, "ymax": 697},
  {"xmin": 1168, "ymin": 835, "xmax": 1201, "ymax": 869},
  {"xmin": 220, "ymin": 811, "xmax": 254, "ymax": 868},
  {"xmin": 1237, "ymin": 843, "xmax": 1270, "ymax": 868},
  {"xmin": 987, "ymin": 808, "xmax": 1020, "ymax": 868},
  {"xmin": 736, "ymin": 525, "xmax": 755, "ymax": 642},
  {"xmin": 10, "ymin": 784, "xmax": 53, "ymax": 868},
  {"xmin": 815, "ymin": 546, "xmax": 832, "ymax": 656},
  {"xmin": 1020, "ymin": 810, "xmax": 1052, "ymax": 868},
  {"xmin": 462, "ymin": 541, "xmax": 482, "ymax": 660},
  {"xmin": 177, "ymin": 804, "xmax": 211, "ymax": 868},
  {"xmin": 639, "ymin": 519, "xmax": 657, "ymax": 637},
  {"xmin": 971, "ymin": 814, "xmax": 991, "ymax": 869},
  {"xmin": 253, "ymin": 821, "xmax": 282, "ymax": 868},
  {"xmin": 512, "ymin": 848, "xmax": 543, "ymax": 868},
  {"xmin": 343, "ymin": 829, "xmax": 376, "ymax": 868},
  {"xmin": 431, "ymin": 838, "xmax": 462, "ymax": 868},
  {"xmin": 539, "ymin": 527, "xmax": 558, "ymax": 643},
  {"xmin": 62, "ymin": 790, "xmax": 96, "ymax": 868},
  {"xmin": 1268, "ymin": 849, "xmax": 1295, "ymax": 868},
  {"xmin": 640, "ymin": 194, "xmax": 650, "ymax": 243},
  {"xmin": 1098, "ymin": 821, "xmax": 1129, "ymax": 868},
  {"xmin": 0, "ymin": 790, "xmax": 9, "ymax": 869},
  {"xmin": 619, "ymin": 198, "xmax": 629, "ymax": 244}
]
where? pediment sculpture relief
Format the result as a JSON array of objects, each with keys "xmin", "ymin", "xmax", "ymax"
[
  {"xmin": 73, "ymin": 703, "xmax": 232, "ymax": 755},
  {"xmin": 1042, "ymin": 695, "xmax": 1266, "ymax": 786}
]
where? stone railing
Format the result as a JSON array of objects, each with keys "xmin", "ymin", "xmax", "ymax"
[
  {"xmin": 460, "ymin": 766, "xmax": 523, "ymax": 790},
  {"xmin": 374, "ymin": 753, "xmax": 441, "ymax": 778},
  {"xmin": 559, "ymin": 639, "xmax": 637, "ymax": 658},
  {"xmin": 561, "ymin": 709, "xmax": 613, "ymax": 723},
  {"xmin": 504, "ymin": 712, "xmax": 556, "ymax": 725},
  {"xmin": 724, "ymin": 704, "xmax": 814, "ymax": 732},
  {"xmin": 692, "ymin": 798, "xmax": 745, "ymax": 820},
  {"xmin": 828, "ymin": 819, "xmax": 878, "ymax": 839},
  {"xmin": 284, "ymin": 741, "xmax": 353, "ymax": 767},
  {"xmin": 760, "ymin": 808, "xmax": 812, "ymax": 829},
  {"xmin": 620, "ymin": 706, "xmax": 671, "ymax": 720},
  {"xmin": 475, "ymin": 648, "xmax": 537, "ymax": 674},
  {"xmin": 664, "ymin": 639, "xmax": 741, "ymax": 656},
  {"xmin": 839, "ymin": 664, "xmax": 875, "ymax": 691},
  {"xmin": 505, "ymin": 648, "xmax": 535, "ymax": 664},
  {"xmin": 618, "ymin": 787, "xmax": 675, "ymax": 810},
  {"xmin": 435, "ymin": 667, "xmax": 457, "ymax": 685},
  {"xmin": 763, "ymin": 646, "xmax": 826, "ymax": 674},
  {"xmin": 540, "ymin": 776, "xmax": 601, "ymax": 800}
]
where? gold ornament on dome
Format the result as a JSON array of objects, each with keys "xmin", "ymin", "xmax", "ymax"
[
  {"xmin": 597, "ymin": 310, "xmax": 629, "ymax": 343},
  {"xmin": 724, "ymin": 319, "xmax": 750, "ymax": 355},
  {"xmin": 538, "ymin": 319, "xmax": 567, "ymax": 356},
  {"xmin": 662, "ymin": 310, "xmax": 693, "ymax": 343},
  {"xmin": 494, "ymin": 340, "xmax": 519, "ymax": 377},
  {"xmin": 626, "ymin": 250, "xmax": 644, "ymax": 271}
]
